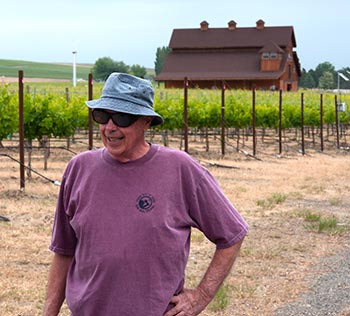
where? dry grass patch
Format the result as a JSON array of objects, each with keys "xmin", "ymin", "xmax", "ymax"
[{"xmin": 1, "ymin": 139, "xmax": 350, "ymax": 316}]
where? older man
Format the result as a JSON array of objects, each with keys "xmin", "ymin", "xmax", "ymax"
[{"xmin": 43, "ymin": 73, "xmax": 248, "ymax": 316}]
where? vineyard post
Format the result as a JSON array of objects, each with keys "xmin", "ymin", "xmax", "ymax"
[
  {"xmin": 252, "ymin": 88, "xmax": 256, "ymax": 156},
  {"xmin": 278, "ymin": 90, "xmax": 283, "ymax": 155},
  {"xmin": 301, "ymin": 93, "xmax": 305, "ymax": 155},
  {"xmin": 183, "ymin": 77, "xmax": 189, "ymax": 153},
  {"xmin": 18, "ymin": 70, "xmax": 25, "ymax": 190},
  {"xmin": 88, "ymin": 73, "xmax": 93, "ymax": 150},
  {"xmin": 335, "ymin": 95, "xmax": 339, "ymax": 148},
  {"xmin": 320, "ymin": 94, "xmax": 324, "ymax": 151},
  {"xmin": 221, "ymin": 82, "xmax": 226, "ymax": 156},
  {"xmin": 65, "ymin": 87, "xmax": 69, "ymax": 103}
]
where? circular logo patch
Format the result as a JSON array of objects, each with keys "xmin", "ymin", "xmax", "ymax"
[{"xmin": 136, "ymin": 193, "xmax": 155, "ymax": 213}]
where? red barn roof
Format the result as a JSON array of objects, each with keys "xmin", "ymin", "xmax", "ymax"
[{"xmin": 156, "ymin": 20, "xmax": 301, "ymax": 91}]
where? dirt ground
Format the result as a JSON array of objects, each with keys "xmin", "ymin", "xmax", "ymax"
[{"xmin": 0, "ymin": 134, "xmax": 349, "ymax": 316}]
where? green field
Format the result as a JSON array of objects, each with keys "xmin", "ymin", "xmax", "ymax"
[{"xmin": 0, "ymin": 59, "xmax": 93, "ymax": 80}]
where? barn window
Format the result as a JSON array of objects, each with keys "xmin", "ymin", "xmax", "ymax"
[
  {"xmin": 262, "ymin": 52, "xmax": 269, "ymax": 59},
  {"xmin": 270, "ymin": 53, "xmax": 277, "ymax": 59}
]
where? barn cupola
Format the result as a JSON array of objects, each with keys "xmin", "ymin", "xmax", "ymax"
[
  {"xmin": 228, "ymin": 20, "xmax": 237, "ymax": 30},
  {"xmin": 256, "ymin": 19, "xmax": 265, "ymax": 29},
  {"xmin": 200, "ymin": 20, "xmax": 209, "ymax": 31}
]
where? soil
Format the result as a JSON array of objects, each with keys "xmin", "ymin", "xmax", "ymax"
[{"xmin": 0, "ymin": 134, "xmax": 349, "ymax": 316}]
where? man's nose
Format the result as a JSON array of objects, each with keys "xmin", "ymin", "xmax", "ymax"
[{"xmin": 105, "ymin": 118, "xmax": 118, "ymax": 129}]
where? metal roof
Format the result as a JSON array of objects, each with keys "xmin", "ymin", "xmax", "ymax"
[{"xmin": 169, "ymin": 26, "xmax": 296, "ymax": 49}]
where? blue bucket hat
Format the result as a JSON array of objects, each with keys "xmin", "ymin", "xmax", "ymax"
[{"xmin": 86, "ymin": 72, "xmax": 163, "ymax": 126}]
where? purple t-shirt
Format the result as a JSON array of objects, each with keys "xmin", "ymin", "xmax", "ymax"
[{"xmin": 50, "ymin": 144, "xmax": 248, "ymax": 316}]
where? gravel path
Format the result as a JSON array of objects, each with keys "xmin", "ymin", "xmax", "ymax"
[{"xmin": 274, "ymin": 244, "xmax": 350, "ymax": 316}]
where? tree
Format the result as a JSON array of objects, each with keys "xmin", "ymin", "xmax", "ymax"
[
  {"xmin": 154, "ymin": 46, "xmax": 171, "ymax": 75},
  {"xmin": 130, "ymin": 64, "xmax": 147, "ymax": 78},
  {"xmin": 299, "ymin": 68, "xmax": 316, "ymax": 88},
  {"xmin": 314, "ymin": 62, "xmax": 336, "ymax": 88},
  {"xmin": 92, "ymin": 57, "xmax": 130, "ymax": 81},
  {"xmin": 318, "ymin": 71, "xmax": 334, "ymax": 90}
]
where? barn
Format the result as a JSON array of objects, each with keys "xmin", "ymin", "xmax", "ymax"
[{"xmin": 155, "ymin": 20, "xmax": 301, "ymax": 91}]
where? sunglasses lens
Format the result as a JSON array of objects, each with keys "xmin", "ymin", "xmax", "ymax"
[
  {"xmin": 92, "ymin": 109, "xmax": 109, "ymax": 124},
  {"xmin": 92, "ymin": 109, "xmax": 139, "ymax": 127},
  {"xmin": 112, "ymin": 113, "xmax": 139, "ymax": 127}
]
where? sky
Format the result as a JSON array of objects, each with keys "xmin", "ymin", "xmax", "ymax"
[{"xmin": 0, "ymin": 0, "xmax": 349, "ymax": 71}]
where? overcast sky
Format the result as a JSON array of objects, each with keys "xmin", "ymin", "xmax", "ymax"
[{"xmin": 0, "ymin": 0, "xmax": 349, "ymax": 71}]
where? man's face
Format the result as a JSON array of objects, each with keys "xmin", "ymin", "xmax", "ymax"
[{"xmin": 99, "ymin": 111, "xmax": 151, "ymax": 162}]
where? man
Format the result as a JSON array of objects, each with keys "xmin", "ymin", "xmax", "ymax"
[{"xmin": 43, "ymin": 73, "xmax": 248, "ymax": 316}]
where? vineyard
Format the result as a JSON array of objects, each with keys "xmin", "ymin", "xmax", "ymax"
[
  {"xmin": 1, "ymin": 79, "xmax": 349, "ymax": 158},
  {"xmin": 1, "ymin": 79, "xmax": 350, "ymax": 316}
]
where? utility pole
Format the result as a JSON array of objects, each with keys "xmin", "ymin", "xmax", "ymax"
[{"xmin": 72, "ymin": 51, "xmax": 77, "ymax": 87}]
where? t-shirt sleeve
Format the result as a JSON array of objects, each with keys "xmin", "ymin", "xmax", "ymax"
[
  {"xmin": 188, "ymin": 169, "xmax": 249, "ymax": 249},
  {"xmin": 49, "ymin": 171, "xmax": 77, "ymax": 256}
]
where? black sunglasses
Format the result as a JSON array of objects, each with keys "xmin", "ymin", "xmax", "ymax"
[{"xmin": 92, "ymin": 109, "xmax": 140, "ymax": 127}]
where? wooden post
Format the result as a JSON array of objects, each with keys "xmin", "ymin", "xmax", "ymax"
[
  {"xmin": 65, "ymin": 87, "xmax": 70, "ymax": 103},
  {"xmin": 88, "ymin": 73, "xmax": 93, "ymax": 150},
  {"xmin": 18, "ymin": 70, "xmax": 25, "ymax": 190},
  {"xmin": 183, "ymin": 77, "xmax": 189, "ymax": 153},
  {"xmin": 301, "ymin": 93, "xmax": 305, "ymax": 155},
  {"xmin": 278, "ymin": 90, "xmax": 283, "ymax": 155},
  {"xmin": 335, "ymin": 95, "xmax": 339, "ymax": 148},
  {"xmin": 221, "ymin": 82, "xmax": 226, "ymax": 156},
  {"xmin": 320, "ymin": 94, "xmax": 324, "ymax": 151},
  {"xmin": 252, "ymin": 88, "xmax": 256, "ymax": 156}
]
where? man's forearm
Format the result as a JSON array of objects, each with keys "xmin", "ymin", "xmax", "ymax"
[
  {"xmin": 43, "ymin": 253, "xmax": 73, "ymax": 316},
  {"xmin": 197, "ymin": 238, "xmax": 244, "ymax": 302},
  {"xmin": 166, "ymin": 238, "xmax": 245, "ymax": 316}
]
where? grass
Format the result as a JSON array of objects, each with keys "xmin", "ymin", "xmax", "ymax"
[
  {"xmin": 0, "ymin": 59, "xmax": 92, "ymax": 80},
  {"xmin": 301, "ymin": 210, "xmax": 349, "ymax": 233},
  {"xmin": 209, "ymin": 284, "xmax": 231, "ymax": 311},
  {"xmin": 1, "ymin": 130, "xmax": 350, "ymax": 316},
  {"xmin": 256, "ymin": 192, "xmax": 287, "ymax": 209},
  {"xmin": 0, "ymin": 59, "xmax": 155, "ymax": 81}
]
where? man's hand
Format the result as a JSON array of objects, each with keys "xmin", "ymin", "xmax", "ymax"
[
  {"xmin": 164, "ymin": 239, "xmax": 244, "ymax": 316},
  {"xmin": 165, "ymin": 288, "xmax": 211, "ymax": 316}
]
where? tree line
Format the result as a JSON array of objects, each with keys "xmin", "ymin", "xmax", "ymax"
[
  {"xmin": 299, "ymin": 62, "xmax": 350, "ymax": 90},
  {"xmin": 91, "ymin": 46, "xmax": 170, "ymax": 81}
]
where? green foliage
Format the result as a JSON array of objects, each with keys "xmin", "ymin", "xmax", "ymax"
[
  {"xmin": 298, "ymin": 61, "xmax": 350, "ymax": 89},
  {"xmin": 257, "ymin": 193, "xmax": 287, "ymax": 209},
  {"xmin": 0, "ymin": 83, "xmax": 348, "ymax": 144},
  {"xmin": 92, "ymin": 57, "xmax": 130, "ymax": 81},
  {"xmin": 299, "ymin": 68, "xmax": 316, "ymax": 88},
  {"xmin": 314, "ymin": 62, "xmax": 335, "ymax": 88},
  {"xmin": 130, "ymin": 64, "xmax": 147, "ymax": 78},
  {"xmin": 209, "ymin": 284, "xmax": 230, "ymax": 311},
  {"xmin": 154, "ymin": 46, "xmax": 171, "ymax": 75},
  {"xmin": 319, "ymin": 71, "xmax": 334, "ymax": 89},
  {"xmin": 21, "ymin": 92, "xmax": 88, "ymax": 141},
  {"xmin": 0, "ymin": 86, "xmax": 18, "ymax": 141},
  {"xmin": 301, "ymin": 210, "xmax": 349, "ymax": 234}
]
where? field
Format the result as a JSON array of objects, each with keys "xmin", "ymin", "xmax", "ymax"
[
  {"xmin": 0, "ymin": 59, "xmax": 93, "ymax": 81},
  {"xmin": 1, "ymin": 132, "xmax": 349, "ymax": 315}
]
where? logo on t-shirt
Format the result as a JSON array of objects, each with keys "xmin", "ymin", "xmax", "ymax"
[{"xmin": 136, "ymin": 193, "xmax": 155, "ymax": 213}]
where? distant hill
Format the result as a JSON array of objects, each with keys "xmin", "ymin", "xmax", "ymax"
[
  {"xmin": 0, "ymin": 59, "xmax": 93, "ymax": 80},
  {"xmin": 0, "ymin": 59, "xmax": 155, "ymax": 81}
]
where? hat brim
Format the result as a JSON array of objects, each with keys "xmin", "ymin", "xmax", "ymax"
[{"xmin": 86, "ymin": 97, "xmax": 164, "ymax": 126}]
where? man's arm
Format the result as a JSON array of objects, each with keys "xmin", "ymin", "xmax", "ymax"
[
  {"xmin": 43, "ymin": 253, "xmax": 73, "ymax": 316},
  {"xmin": 166, "ymin": 238, "xmax": 244, "ymax": 316}
]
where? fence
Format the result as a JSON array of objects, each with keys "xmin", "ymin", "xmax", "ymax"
[{"xmin": 1, "ymin": 72, "xmax": 349, "ymax": 190}]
